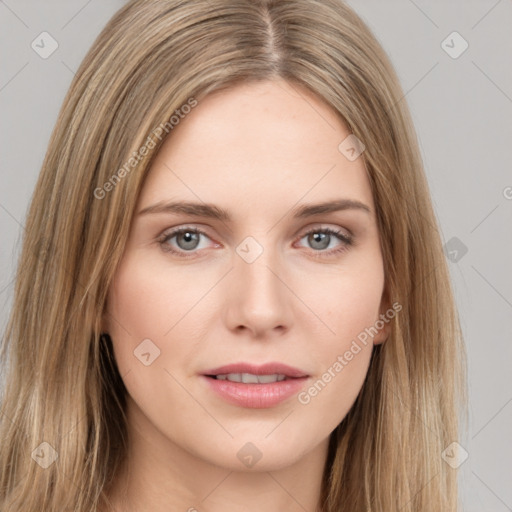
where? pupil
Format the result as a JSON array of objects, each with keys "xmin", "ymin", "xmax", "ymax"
[
  {"xmin": 179, "ymin": 231, "xmax": 198, "ymax": 249},
  {"xmin": 310, "ymin": 232, "xmax": 329, "ymax": 250}
]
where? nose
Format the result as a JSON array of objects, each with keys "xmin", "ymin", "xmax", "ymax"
[{"xmin": 223, "ymin": 242, "xmax": 293, "ymax": 338}]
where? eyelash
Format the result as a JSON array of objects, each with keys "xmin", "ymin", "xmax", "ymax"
[{"xmin": 157, "ymin": 226, "xmax": 353, "ymax": 260}]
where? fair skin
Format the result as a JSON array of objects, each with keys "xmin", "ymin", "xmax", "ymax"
[{"xmin": 103, "ymin": 79, "xmax": 390, "ymax": 512}]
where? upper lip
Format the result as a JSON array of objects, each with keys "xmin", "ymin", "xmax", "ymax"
[{"xmin": 202, "ymin": 362, "xmax": 309, "ymax": 378}]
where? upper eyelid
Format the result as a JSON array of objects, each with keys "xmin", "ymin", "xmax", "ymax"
[{"xmin": 161, "ymin": 221, "xmax": 352, "ymax": 236}]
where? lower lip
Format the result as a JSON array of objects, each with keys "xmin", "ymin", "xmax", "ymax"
[{"xmin": 201, "ymin": 375, "xmax": 309, "ymax": 408}]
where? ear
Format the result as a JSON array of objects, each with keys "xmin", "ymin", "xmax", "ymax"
[{"xmin": 373, "ymin": 288, "xmax": 392, "ymax": 346}]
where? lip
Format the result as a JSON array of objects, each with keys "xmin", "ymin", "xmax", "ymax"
[
  {"xmin": 200, "ymin": 362, "xmax": 310, "ymax": 409},
  {"xmin": 202, "ymin": 362, "xmax": 309, "ymax": 378}
]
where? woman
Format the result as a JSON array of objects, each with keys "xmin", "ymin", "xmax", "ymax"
[{"xmin": 0, "ymin": 0, "xmax": 467, "ymax": 510}]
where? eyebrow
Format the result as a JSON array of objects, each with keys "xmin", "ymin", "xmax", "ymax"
[{"xmin": 138, "ymin": 198, "xmax": 371, "ymax": 221}]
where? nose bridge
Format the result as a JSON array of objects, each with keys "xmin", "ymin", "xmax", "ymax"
[
  {"xmin": 236, "ymin": 235, "xmax": 283, "ymax": 304},
  {"xmin": 227, "ymin": 233, "xmax": 292, "ymax": 333}
]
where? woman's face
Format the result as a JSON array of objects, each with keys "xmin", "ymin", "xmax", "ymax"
[{"xmin": 104, "ymin": 79, "xmax": 389, "ymax": 472}]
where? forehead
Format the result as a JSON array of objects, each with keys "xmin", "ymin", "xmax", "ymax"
[{"xmin": 138, "ymin": 80, "xmax": 374, "ymax": 215}]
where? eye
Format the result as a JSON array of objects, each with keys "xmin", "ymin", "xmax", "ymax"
[
  {"xmin": 158, "ymin": 225, "xmax": 354, "ymax": 259},
  {"xmin": 158, "ymin": 227, "xmax": 216, "ymax": 258},
  {"xmin": 295, "ymin": 227, "xmax": 353, "ymax": 258}
]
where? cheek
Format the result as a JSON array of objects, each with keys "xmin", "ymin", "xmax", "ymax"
[
  {"xmin": 305, "ymin": 254, "xmax": 385, "ymax": 347},
  {"xmin": 331, "ymin": 277, "xmax": 384, "ymax": 343},
  {"xmin": 105, "ymin": 255, "xmax": 173, "ymax": 371},
  {"xmin": 104, "ymin": 255, "xmax": 205, "ymax": 421},
  {"xmin": 105, "ymin": 252, "xmax": 221, "ymax": 385},
  {"xmin": 107, "ymin": 252, "xmax": 211, "ymax": 339},
  {"xmin": 296, "ymin": 258, "xmax": 383, "ymax": 410}
]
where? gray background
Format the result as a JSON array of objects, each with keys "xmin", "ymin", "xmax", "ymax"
[{"xmin": 1, "ymin": 1, "xmax": 511, "ymax": 510}]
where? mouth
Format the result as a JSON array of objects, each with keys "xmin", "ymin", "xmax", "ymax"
[
  {"xmin": 201, "ymin": 362, "xmax": 309, "ymax": 381},
  {"xmin": 204, "ymin": 373, "xmax": 301, "ymax": 383},
  {"xmin": 200, "ymin": 362, "xmax": 310, "ymax": 408}
]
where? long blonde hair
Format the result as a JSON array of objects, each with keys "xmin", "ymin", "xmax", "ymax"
[{"xmin": 0, "ymin": 0, "xmax": 467, "ymax": 510}]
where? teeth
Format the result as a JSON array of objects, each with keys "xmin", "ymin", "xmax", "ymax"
[
  {"xmin": 215, "ymin": 373, "xmax": 287, "ymax": 383},
  {"xmin": 241, "ymin": 373, "xmax": 259, "ymax": 383},
  {"xmin": 257, "ymin": 374, "xmax": 285, "ymax": 383}
]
